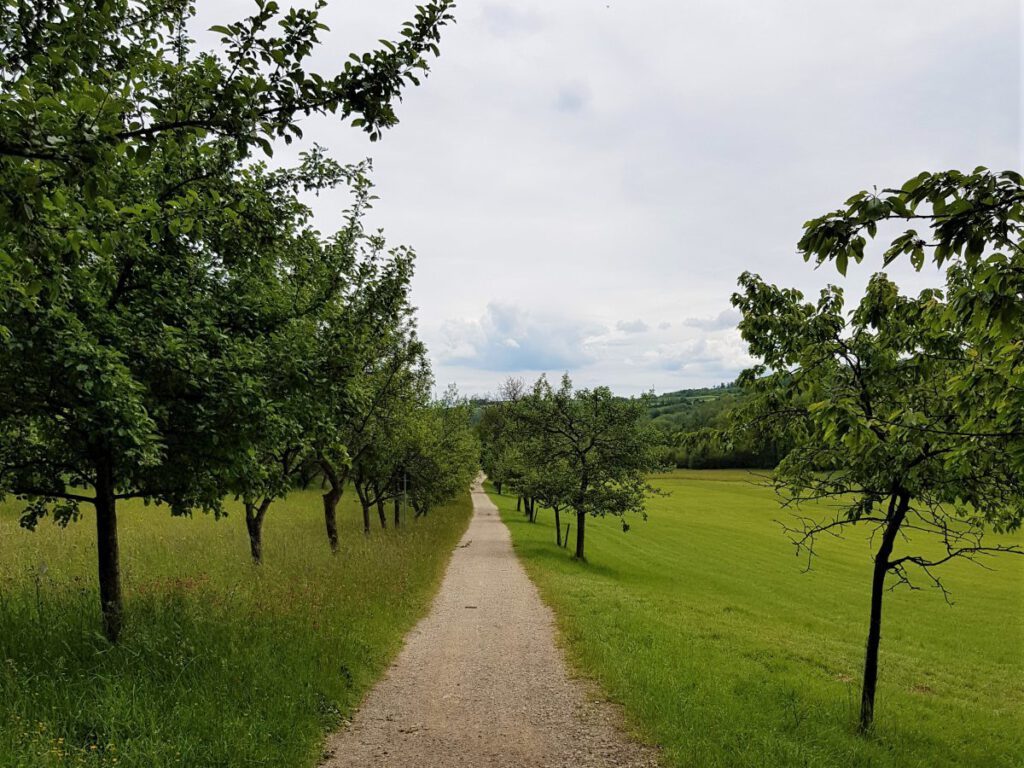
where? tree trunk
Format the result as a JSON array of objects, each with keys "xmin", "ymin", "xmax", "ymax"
[
  {"xmin": 554, "ymin": 505, "xmax": 562, "ymax": 547},
  {"xmin": 394, "ymin": 495, "xmax": 401, "ymax": 527},
  {"xmin": 320, "ymin": 458, "xmax": 344, "ymax": 553},
  {"xmin": 94, "ymin": 455, "xmax": 122, "ymax": 643},
  {"xmin": 355, "ymin": 482, "xmax": 371, "ymax": 534},
  {"xmin": 245, "ymin": 498, "xmax": 272, "ymax": 565},
  {"xmin": 575, "ymin": 510, "xmax": 586, "ymax": 560},
  {"xmin": 516, "ymin": 496, "xmax": 522, "ymax": 512},
  {"xmin": 322, "ymin": 486, "xmax": 341, "ymax": 554},
  {"xmin": 376, "ymin": 496, "xmax": 387, "ymax": 529},
  {"xmin": 495, "ymin": 480, "xmax": 502, "ymax": 495},
  {"xmin": 859, "ymin": 492, "xmax": 910, "ymax": 733}
]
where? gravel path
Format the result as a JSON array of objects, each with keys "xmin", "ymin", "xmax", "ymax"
[{"xmin": 320, "ymin": 478, "xmax": 659, "ymax": 768}]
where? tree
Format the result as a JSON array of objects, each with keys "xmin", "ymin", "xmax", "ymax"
[
  {"xmin": 315, "ymin": 301, "xmax": 424, "ymax": 541},
  {"xmin": 478, "ymin": 397, "xmax": 515, "ymax": 496},
  {"xmin": 797, "ymin": 168, "xmax": 1024, "ymax": 462},
  {"xmin": 731, "ymin": 270, "xmax": 1024, "ymax": 733},
  {"xmin": 404, "ymin": 385, "xmax": 480, "ymax": 519},
  {"xmin": 0, "ymin": 0, "xmax": 456, "ymax": 640},
  {"xmin": 349, "ymin": 333, "xmax": 432, "ymax": 533},
  {"xmin": 507, "ymin": 374, "xmax": 661, "ymax": 561}
]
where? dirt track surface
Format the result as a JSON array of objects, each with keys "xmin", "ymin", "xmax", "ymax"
[{"xmin": 320, "ymin": 478, "xmax": 658, "ymax": 768}]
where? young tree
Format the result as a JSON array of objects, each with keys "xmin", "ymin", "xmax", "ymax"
[
  {"xmin": 349, "ymin": 341, "xmax": 432, "ymax": 533},
  {"xmin": 509, "ymin": 375, "xmax": 661, "ymax": 561},
  {"xmin": 731, "ymin": 270, "xmax": 1024, "ymax": 733}
]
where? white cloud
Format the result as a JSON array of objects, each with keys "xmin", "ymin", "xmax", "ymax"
[
  {"xmin": 683, "ymin": 309, "xmax": 742, "ymax": 332},
  {"xmin": 437, "ymin": 303, "xmax": 605, "ymax": 372},
  {"xmin": 616, "ymin": 319, "xmax": 649, "ymax": 334}
]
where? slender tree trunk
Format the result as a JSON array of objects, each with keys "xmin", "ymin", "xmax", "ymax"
[
  {"xmin": 495, "ymin": 480, "xmax": 502, "ymax": 495},
  {"xmin": 860, "ymin": 492, "xmax": 909, "ymax": 733},
  {"xmin": 245, "ymin": 498, "xmax": 272, "ymax": 565},
  {"xmin": 320, "ymin": 458, "xmax": 344, "ymax": 553},
  {"xmin": 94, "ymin": 455, "xmax": 122, "ymax": 643},
  {"xmin": 574, "ymin": 470, "xmax": 588, "ymax": 560},
  {"xmin": 554, "ymin": 505, "xmax": 562, "ymax": 547},
  {"xmin": 394, "ymin": 494, "xmax": 401, "ymax": 527},
  {"xmin": 322, "ymin": 486, "xmax": 341, "ymax": 554},
  {"xmin": 575, "ymin": 510, "xmax": 586, "ymax": 560},
  {"xmin": 516, "ymin": 496, "xmax": 522, "ymax": 512},
  {"xmin": 355, "ymin": 482, "xmax": 371, "ymax": 534},
  {"xmin": 376, "ymin": 495, "xmax": 387, "ymax": 530}
]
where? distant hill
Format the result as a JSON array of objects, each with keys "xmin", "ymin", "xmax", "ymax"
[
  {"xmin": 646, "ymin": 383, "xmax": 742, "ymax": 431},
  {"xmin": 470, "ymin": 383, "xmax": 744, "ymax": 430}
]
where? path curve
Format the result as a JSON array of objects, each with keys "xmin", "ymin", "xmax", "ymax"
[{"xmin": 320, "ymin": 478, "xmax": 658, "ymax": 768}]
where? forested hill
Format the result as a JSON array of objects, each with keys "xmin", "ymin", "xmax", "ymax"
[
  {"xmin": 646, "ymin": 383, "xmax": 785, "ymax": 468},
  {"xmin": 646, "ymin": 383, "xmax": 741, "ymax": 431}
]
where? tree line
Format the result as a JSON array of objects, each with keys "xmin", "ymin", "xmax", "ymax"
[{"xmin": 0, "ymin": 0, "xmax": 478, "ymax": 644}]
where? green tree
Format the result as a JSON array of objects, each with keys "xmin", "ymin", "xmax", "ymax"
[
  {"xmin": 316, "ymin": 302, "xmax": 424, "ymax": 541},
  {"xmin": 508, "ymin": 374, "xmax": 661, "ymax": 561},
  {"xmin": 349, "ymin": 329, "xmax": 432, "ymax": 533},
  {"xmin": 731, "ymin": 270, "xmax": 1024, "ymax": 733},
  {"xmin": 404, "ymin": 385, "xmax": 480, "ymax": 519},
  {"xmin": 478, "ymin": 395, "xmax": 516, "ymax": 495}
]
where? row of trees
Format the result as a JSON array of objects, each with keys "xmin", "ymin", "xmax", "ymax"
[
  {"xmin": 0, "ymin": 0, "xmax": 474, "ymax": 643},
  {"xmin": 478, "ymin": 375, "xmax": 662, "ymax": 560}
]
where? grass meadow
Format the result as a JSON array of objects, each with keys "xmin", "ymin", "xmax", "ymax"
[
  {"xmin": 0, "ymin": 490, "xmax": 472, "ymax": 768},
  {"xmin": 491, "ymin": 470, "xmax": 1023, "ymax": 768}
]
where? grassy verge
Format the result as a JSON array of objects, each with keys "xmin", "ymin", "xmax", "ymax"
[
  {"xmin": 0, "ymin": 490, "xmax": 471, "ymax": 768},
  {"xmin": 490, "ymin": 470, "xmax": 1023, "ymax": 768}
]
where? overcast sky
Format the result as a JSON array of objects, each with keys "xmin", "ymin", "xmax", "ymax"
[{"xmin": 196, "ymin": 1, "xmax": 1021, "ymax": 396}]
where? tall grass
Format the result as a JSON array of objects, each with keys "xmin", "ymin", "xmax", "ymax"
[
  {"xmin": 0, "ymin": 490, "xmax": 471, "ymax": 768},
  {"xmin": 492, "ymin": 470, "xmax": 1023, "ymax": 768}
]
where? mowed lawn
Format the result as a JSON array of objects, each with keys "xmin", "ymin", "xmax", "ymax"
[
  {"xmin": 0, "ymin": 490, "xmax": 471, "ymax": 768},
  {"xmin": 491, "ymin": 470, "xmax": 1023, "ymax": 768}
]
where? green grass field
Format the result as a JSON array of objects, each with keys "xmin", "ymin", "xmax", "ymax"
[
  {"xmin": 491, "ymin": 470, "xmax": 1024, "ymax": 768},
  {"xmin": 0, "ymin": 490, "xmax": 471, "ymax": 768}
]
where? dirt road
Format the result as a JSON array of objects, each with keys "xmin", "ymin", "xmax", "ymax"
[{"xmin": 320, "ymin": 478, "xmax": 658, "ymax": 768}]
